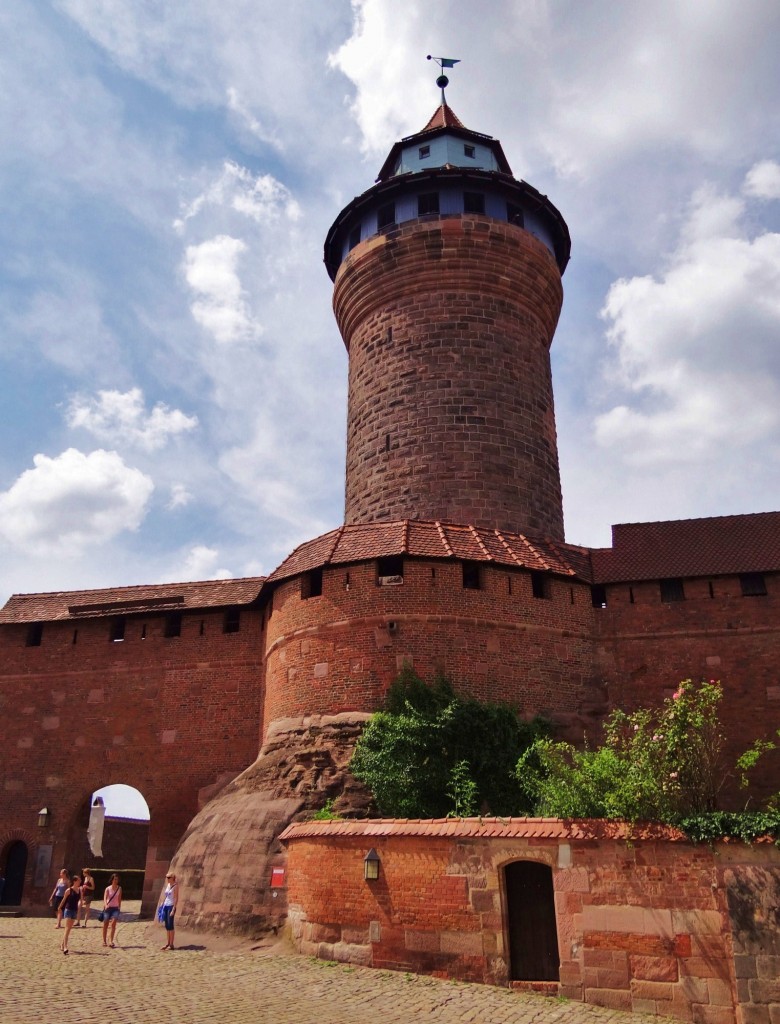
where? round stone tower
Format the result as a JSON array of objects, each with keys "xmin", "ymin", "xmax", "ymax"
[{"xmin": 325, "ymin": 103, "xmax": 571, "ymax": 540}]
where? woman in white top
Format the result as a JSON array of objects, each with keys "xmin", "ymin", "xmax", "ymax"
[{"xmin": 157, "ymin": 872, "xmax": 178, "ymax": 950}]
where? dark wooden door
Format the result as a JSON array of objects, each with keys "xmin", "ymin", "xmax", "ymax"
[
  {"xmin": 1, "ymin": 841, "xmax": 28, "ymax": 905},
  {"xmin": 505, "ymin": 860, "xmax": 560, "ymax": 981}
]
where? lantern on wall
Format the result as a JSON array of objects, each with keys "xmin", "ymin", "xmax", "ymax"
[
  {"xmin": 37, "ymin": 807, "xmax": 50, "ymax": 828},
  {"xmin": 363, "ymin": 847, "xmax": 380, "ymax": 881}
]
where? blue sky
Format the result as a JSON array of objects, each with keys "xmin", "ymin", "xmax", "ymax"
[{"xmin": 2, "ymin": 1, "xmax": 780, "ymax": 606}]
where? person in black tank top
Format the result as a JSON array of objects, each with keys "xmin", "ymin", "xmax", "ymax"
[{"xmin": 58, "ymin": 874, "xmax": 82, "ymax": 954}]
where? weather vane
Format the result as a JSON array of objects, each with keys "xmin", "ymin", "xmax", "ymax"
[{"xmin": 427, "ymin": 55, "xmax": 461, "ymax": 103}]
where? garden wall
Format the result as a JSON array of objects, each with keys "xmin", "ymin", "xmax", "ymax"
[{"xmin": 281, "ymin": 818, "xmax": 780, "ymax": 1024}]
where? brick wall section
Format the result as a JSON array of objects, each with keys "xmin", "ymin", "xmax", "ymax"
[
  {"xmin": 333, "ymin": 216, "xmax": 565, "ymax": 539},
  {"xmin": 262, "ymin": 559, "xmax": 601, "ymax": 738},
  {"xmin": 0, "ymin": 607, "xmax": 264, "ymax": 912},
  {"xmin": 284, "ymin": 821, "xmax": 780, "ymax": 1023},
  {"xmin": 594, "ymin": 575, "xmax": 780, "ymax": 806}
]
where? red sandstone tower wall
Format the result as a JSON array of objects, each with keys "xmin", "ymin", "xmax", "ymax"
[{"xmin": 334, "ymin": 217, "xmax": 565, "ymax": 539}]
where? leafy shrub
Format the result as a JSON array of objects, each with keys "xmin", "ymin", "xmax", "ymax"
[
  {"xmin": 517, "ymin": 681, "xmax": 726, "ymax": 821},
  {"xmin": 350, "ymin": 666, "xmax": 549, "ymax": 818}
]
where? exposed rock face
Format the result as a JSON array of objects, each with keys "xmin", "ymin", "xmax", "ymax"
[{"xmin": 169, "ymin": 713, "xmax": 373, "ymax": 935}]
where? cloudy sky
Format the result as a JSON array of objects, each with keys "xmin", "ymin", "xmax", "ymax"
[{"xmin": 2, "ymin": 0, "xmax": 779, "ymax": 605}]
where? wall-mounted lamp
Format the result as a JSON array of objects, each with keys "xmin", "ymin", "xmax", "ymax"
[
  {"xmin": 363, "ymin": 847, "xmax": 380, "ymax": 881},
  {"xmin": 37, "ymin": 807, "xmax": 50, "ymax": 828}
]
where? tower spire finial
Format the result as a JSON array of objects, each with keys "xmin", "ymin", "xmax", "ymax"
[{"xmin": 427, "ymin": 55, "xmax": 461, "ymax": 105}]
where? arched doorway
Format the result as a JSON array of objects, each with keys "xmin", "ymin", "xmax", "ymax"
[
  {"xmin": 504, "ymin": 860, "xmax": 560, "ymax": 981},
  {"xmin": 64, "ymin": 785, "xmax": 150, "ymax": 904},
  {"xmin": 1, "ymin": 841, "xmax": 28, "ymax": 905}
]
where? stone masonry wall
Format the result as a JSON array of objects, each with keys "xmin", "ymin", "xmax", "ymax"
[
  {"xmin": 334, "ymin": 216, "xmax": 565, "ymax": 539},
  {"xmin": 0, "ymin": 607, "xmax": 264, "ymax": 913},
  {"xmin": 284, "ymin": 822, "xmax": 780, "ymax": 1023},
  {"xmin": 595, "ymin": 575, "xmax": 780, "ymax": 806},
  {"xmin": 263, "ymin": 559, "xmax": 602, "ymax": 740}
]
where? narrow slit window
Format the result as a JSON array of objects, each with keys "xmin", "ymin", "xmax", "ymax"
[
  {"xmin": 462, "ymin": 561, "xmax": 481, "ymax": 590},
  {"xmin": 377, "ymin": 555, "xmax": 403, "ymax": 585},
  {"xmin": 110, "ymin": 617, "xmax": 126, "ymax": 642},
  {"xmin": 377, "ymin": 202, "xmax": 395, "ymax": 230},
  {"xmin": 740, "ymin": 573, "xmax": 767, "ymax": 596},
  {"xmin": 464, "ymin": 144, "xmax": 475, "ymax": 158},
  {"xmin": 463, "ymin": 192, "xmax": 485, "ymax": 214},
  {"xmin": 507, "ymin": 203, "xmax": 524, "ymax": 227},
  {"xmin": 223, "ymin": 607, "xmax": 241, "ymax": 632},
  {"xmin": 531, "ymin": 571, "xmax": 550, "ymax": 600},
  {"xmin": 26, "ymin": 622, "xmax": 43, "ymax": 647},
  {"xmin": 418, "ymin": 192, "xmax": 439, "ymax": 216},
  {"xmin": 301, "ymin": 568, "xmax": 323, "ymax": 600},
  {"xmin": 659, "ymin": 578, "xmax": 685, "ymax": 603},
  {"xmin": 164, "ymin": 612, "xmax": 182, "ymax": 638},
  {"xmin": 418, "ymin": 145, "xmax": 430, "ymax": 159}
]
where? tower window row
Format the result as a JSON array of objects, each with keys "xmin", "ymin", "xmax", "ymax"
[{"xmin": 343, "ymin": 189, "xmax": 555, "ymax": 261}]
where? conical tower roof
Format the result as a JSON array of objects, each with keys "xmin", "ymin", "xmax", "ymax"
[{"xmin": 376, "ymin": 104, "xmax": 512, "ymax": 181}]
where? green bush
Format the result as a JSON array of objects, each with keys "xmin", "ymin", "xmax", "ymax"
[
  {"xmin": 518, "ymin": 680, "xmax": 726, "ymax": 821},
  {"xmin": 517, "ymin": 681, "xmax": 780, "ymax": 843},
  {"xmin": 350, "ymin": 666, "xmax": 549, "ymax": 818}
]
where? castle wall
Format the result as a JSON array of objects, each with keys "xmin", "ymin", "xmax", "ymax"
[
  {"xmin": 0, "ymin": 607, "xmax": 264, "ymax": 911},
  {"xmin": 334, "ymin": 217, "xmax": 565, "ymax": 539},
  {"xmin": 595, "ymin": 575, "xmax": 780, "ymax": 805},
  {"xmin": 263, "ymin": 559, "xmax": 601, "ymax": 737},
  {"xmin": 284, "ymin": 820, "xmax": 780, "ymax": 1023}
]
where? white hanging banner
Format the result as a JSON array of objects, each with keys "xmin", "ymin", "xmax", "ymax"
[{"xmin": 87, "ymin": 800, "xmax": 105, "ymax": 858}]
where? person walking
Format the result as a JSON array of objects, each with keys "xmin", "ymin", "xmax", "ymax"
[
  {"xmin": 78, "ymin": 867, "xmax": 95, "ymax": 926},
  {"xmin": 49, "ymin": 869, "xmax": 70, "ymax": 929},
  {"xmin": 157, "ymin": 872, "xmax": 178, "ymax": 950},
  {"xmin": 58, "ymin": 874, "xmax": 82, "ymax": 954},
  {"xmin": 101, "ymin": 873, "xmax": 122, "ymax": 948}
]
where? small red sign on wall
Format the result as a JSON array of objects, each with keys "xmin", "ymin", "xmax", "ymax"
[{"xmin": 270, "ymin": 867, "xmax": 286, "ymax": 888}]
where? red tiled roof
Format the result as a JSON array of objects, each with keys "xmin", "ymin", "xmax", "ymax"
[
  {"xmin": 0, "ymin": 577, "xmax": 264, "ymax": 624},
  {"xmin": 279, "ymin": 816, "xmax": 687, "ymax": 843},
  {"xmin": 421, "ymin": 103, "xmax": 465, "ymax": 132},
  {"xmin": 266, "ymin": 520, "xmax": 590, "ymax": 584},
  {"xmin": 591, "ymin": 511, "xmax": 780, "ymax": 583}
]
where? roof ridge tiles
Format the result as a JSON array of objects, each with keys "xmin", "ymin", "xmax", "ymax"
[
  {"xmin": 435, "ymin": 521, "xmax": 455, "ymax": 557},
  {"xmin": 468, "ymin": 524, "xmax": 493, "ymax": 560},
  {"xmin": 495, "ymin": 529, "xmax": 524, "ymax": 566},
  {"xmin": 5, "ymin": 574, "xmax": 265, "ymax": 602}
]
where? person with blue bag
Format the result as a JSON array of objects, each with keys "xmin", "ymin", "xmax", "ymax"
[{"xmin": 157, "ymin": 872, "xmax": 178, "ymax": 950}]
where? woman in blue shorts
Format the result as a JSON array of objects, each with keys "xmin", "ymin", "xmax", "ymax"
[
  {"xmin": 101, "ymin": 874, "xmax": 122, "ymax": 948},
  {"xmin": 157, "ymin": 872, "xmax": 179, "ymax": 950},
  {"xmin": 58, "ymin": 874, "xmax": 82, "ymax": 954}
]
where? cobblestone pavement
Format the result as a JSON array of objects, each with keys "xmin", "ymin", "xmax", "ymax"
[{"xmin": 0, "ymin": 906, "xmax": 664, "ymax": 1024}]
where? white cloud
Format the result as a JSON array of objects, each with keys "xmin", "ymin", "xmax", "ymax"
[
  {"xmin": 67, "ymin": 388, "xmax": 198, "ymax": 451},
  {"xmin": 167, "ymin": 483, "xmax": 193, "ymax": 510},
  {"xmin": 163, "ymin": 544, "xmax": 233, "ymax": 582},
  {"xmin": 743, "ymin": 160, "xmax": 780, "ymax": 200},
  {"xmin": 174, "ymin": 161, "xmax": 300, "ymax": 232},
  {"xmin": 595, "ymin": 181, "xmax": 780, "ymax": 466},
  {"xmin": 0, "ymin": 449, "xmax": 153, "ymax": 556},
  {"xmin": 183, "ymin": 235, "xmax": 262, "ymax": 344}
]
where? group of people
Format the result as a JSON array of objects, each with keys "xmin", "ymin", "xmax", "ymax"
[{"xmin": 49, "ymin": 869, "xmax": 178, "ymax": 954}]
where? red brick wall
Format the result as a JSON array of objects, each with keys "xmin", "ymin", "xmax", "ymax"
[
  {"xmin": 595, "ymin": 574, "xmax": 780, "ymax": 805},
  {"xmin": 0, "ymin": 607, "xmax": 264, "ymax": 911},
  {"xmin": 285, "ymin": 824, "xmax": 780, "ymax": 1022},
  {"xmin": 334, "ymin": 217, "xmax": 565, "ymax": 539},
  {"xmin": 263, "ymin": 559, "xmax": 601, "ymax": 737}
]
